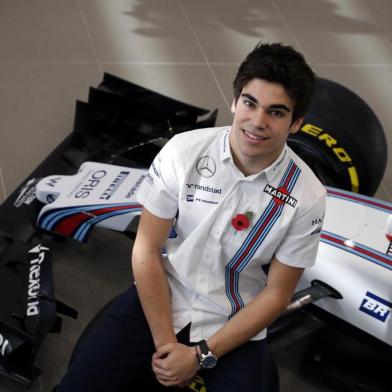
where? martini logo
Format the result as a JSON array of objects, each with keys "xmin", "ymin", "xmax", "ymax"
[
  {"xmin": 264, "ymin": 185, "xmax": 297, "ymax": 207},
  {"xmin": 359, "ymin": 291, "xmax": 391, "ymax": 322},
  {"xmin": 0, "ymin": 334, "xmax": 10, "ymax": 357},
  {"xmin": 26, "ymin": 244, "xmax": 50, "ymax": 317}
]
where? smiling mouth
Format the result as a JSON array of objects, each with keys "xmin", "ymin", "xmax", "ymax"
[{"xmin": 242, "ymin": 129, "xmax": 269, "ymax": 141}]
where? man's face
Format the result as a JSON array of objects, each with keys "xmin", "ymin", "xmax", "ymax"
[{"xmin": 229, "ymin": 78, "xmax": 303, "ymax": 175}]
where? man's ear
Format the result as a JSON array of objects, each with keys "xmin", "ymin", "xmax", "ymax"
[
  {"xmin": 231, "ymin": 99, "xmax": 236, "ymax": 114},
  {"xmin": 289, "ymin": 117, "xmax": 304, "ymax": 134}
]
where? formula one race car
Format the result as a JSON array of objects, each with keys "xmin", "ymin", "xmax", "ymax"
[
  {"xmin": 0, "ymin": 73, "xmax": 390, "ymax": 391},
  {"xmin": 36, "ymin": 162, "xmax": 392, "ymax": 392}
]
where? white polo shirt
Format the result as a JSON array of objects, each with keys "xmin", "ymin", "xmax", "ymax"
[{"xmin": 136, "ymin": 126, "xmax": 326, "ymax": 341}]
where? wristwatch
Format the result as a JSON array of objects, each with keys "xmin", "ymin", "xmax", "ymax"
[{"xmin": 197, "ymin": 340, "xmax": 218, "ymax": 369}]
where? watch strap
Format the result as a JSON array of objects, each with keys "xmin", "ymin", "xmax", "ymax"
[{"xmin": 198, "ymin": 339, "xmax": 210, "ymax": 355}]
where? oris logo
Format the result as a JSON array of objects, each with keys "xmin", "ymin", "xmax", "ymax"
[
  {"xmin": 196, "ymin": 156, "xmax": 216, "ymax": 178},
  {"xmin": 0, "ymin": 334, "xmax": 10, "ymax": 357},
  {"xmin": 75, "ymin": 170, "xmax": 107, "ymax": 199}
]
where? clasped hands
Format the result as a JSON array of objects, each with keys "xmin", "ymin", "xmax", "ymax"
[{"xmin": 152, "ymin": 342, "xmax": 200, "ymax": 388}]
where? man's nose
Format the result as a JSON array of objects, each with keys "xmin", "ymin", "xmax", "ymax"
[{"xmin": 252, "ymin": 109, "xmax": 267, "ymax": 129}]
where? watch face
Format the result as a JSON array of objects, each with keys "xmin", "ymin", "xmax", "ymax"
[{"xmin": 201, "ymin": 353, "xmax": 217, "ymax": 369}]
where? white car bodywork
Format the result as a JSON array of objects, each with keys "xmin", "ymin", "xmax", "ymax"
[{"xmin": 35, "ymin": 161, "xmax": 392, "ymax": 346}]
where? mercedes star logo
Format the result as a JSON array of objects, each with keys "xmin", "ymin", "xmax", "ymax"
[{"xmin": 196, "ymin": 156, "xmax": 216, "ymax": 178}]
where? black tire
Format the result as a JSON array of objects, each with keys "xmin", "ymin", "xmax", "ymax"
[{"xmin": 288, "ymin": 77, "xmax": 387, "ymax": 196}]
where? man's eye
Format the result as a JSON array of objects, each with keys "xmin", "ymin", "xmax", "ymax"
[
  {"xmin": 270, "ymin": 110, "xmax": 284, "ymax": 118},
  {"xmin": 243, "ymin": 100, "xmax": 254, "ymax": 107}
]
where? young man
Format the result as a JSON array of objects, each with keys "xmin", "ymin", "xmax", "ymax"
[{"xmin": 57, "ymin": 42, "xmax": 326, "ymax": 392}]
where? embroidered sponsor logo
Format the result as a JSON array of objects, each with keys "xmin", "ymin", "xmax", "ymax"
[
  {"xmin": 13, "ymin": 178, "xmax": 37, "ymax": 208},
  {"xmin": 264, "ymin": 184, "xmax": 297, "ymax": 207},
  {"xmin": 310, "ymin": 227, "xmax": 322, "ymax": 235},
  {"xmin": 359, "ymin": 291, "xmax": 391, "ymax": 322},
  {"xmin": 0, "ymin": 334, "xmax": 11, "ymax": 357},
  {"xmin": 99, "ymin": 171, "xmax": 129, "ymax": 200},
  {"xmin": 312, "ymin": 218, "xmax": 323, "ymax": 226},
  {"xmin": 125, "ymin": 174, "xmax": 146, "ymax": 198},
  {"xmin": 186, "ymin": 183, "xmax": 222, "ymax": 194},
  {"xmin": 186, "ymin": 194, "xmax": 217, "ymax": 205},
  {"xmin": 195, "ymin": 198, "xmax": 219, "ymax": 205},
  {"xmin": 26, "ymin": 244, "xmax": 50, "ymax": 317},
  {"xmin": 151, "ymin": 162, "xmax": 160, "ymax": 178},
  {"xmin": 223, "ymin": 130, "xmax": 229, "ymax": 154},
  {"xmin": 145, "ymin": 173, "xmax": 154, "ymax": 185},
  {"xmin": 196, "ymin": 156, "xmax": 216, "ymax": 178}
]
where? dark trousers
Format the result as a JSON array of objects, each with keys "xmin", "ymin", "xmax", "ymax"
[{"xmin": 56, "ymin": 284, "xmax": 276, "ymax": 392}]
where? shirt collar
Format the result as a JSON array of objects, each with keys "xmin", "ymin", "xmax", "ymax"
[
  {"xmin": 264, "ymin": 145, "xmax": 291, "ymax": 182},
  {"xmin": 219, "ymin": 127, "xmax": 232, "ymax": 162}
]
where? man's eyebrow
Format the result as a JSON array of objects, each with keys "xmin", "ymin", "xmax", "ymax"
[
  {"xmin": 269, "ymin": 104, "xmax": 291, "ymax": 113},
  {"xmin": 241, "ymin": 93, "xmax": 258, "ymax": 104},
  {"xmin": 241, "ymin": 93, "xmax": 291, "ymax": 113}
]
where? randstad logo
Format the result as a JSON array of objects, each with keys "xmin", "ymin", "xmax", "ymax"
[{"xmin": 359, "ymin": 291, "xmax": 391, "ymax": 322}]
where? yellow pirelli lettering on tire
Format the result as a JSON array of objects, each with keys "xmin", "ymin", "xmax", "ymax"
[
  {"xmin": 333, "ymin": 147, "xmax": 352, "ymax": 163},
  {"xmin": 301, "ymin": 123, "xmax": 323, "ymax": 137},
  {"xmin": 318, "ymin": 133, "xmax": 337, "ymax": 148},
  {"xmin": 348, "ymin": 166, "xmax": 359, "ymax": 193},
  {"xmin": 300, "ymin": 123, "xmax": 360, "ymax": 193}
]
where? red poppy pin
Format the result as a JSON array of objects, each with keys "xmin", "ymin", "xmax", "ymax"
[{"xmin": 231, "ymin": 211, "xmax": 254, "ymax": 231}]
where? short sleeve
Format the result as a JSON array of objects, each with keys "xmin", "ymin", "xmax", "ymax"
[
  {"xmin": 136, "ymin": 138, "xmax": 180, "ymax": 219},
  {"xmin": 274, "ymin": 190, "xmax": 326, "ymax": 268}
]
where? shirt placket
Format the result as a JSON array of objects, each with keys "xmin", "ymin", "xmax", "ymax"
[{"xmin": 190, "ymin": 178, "xmax": 241, "ymax": 339}]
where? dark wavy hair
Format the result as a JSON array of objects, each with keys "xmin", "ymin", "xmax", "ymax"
[{"xmin": 233, "ymin": 42, "xmax": 315, "ymax": 122}]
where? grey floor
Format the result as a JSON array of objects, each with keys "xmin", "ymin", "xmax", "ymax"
[{"xmin": 1, "ymin": 0, "xmax": 392, "ymax": 391}]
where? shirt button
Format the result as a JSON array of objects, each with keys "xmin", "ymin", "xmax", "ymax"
[{"xmin": 199, "ymin": 277, "xmax": 207, "ymax": 283}]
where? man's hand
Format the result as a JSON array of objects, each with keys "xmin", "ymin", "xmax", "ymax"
[{"xmin": 152, "ymin": 343, "xmax": 200, "ymax": 387}]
